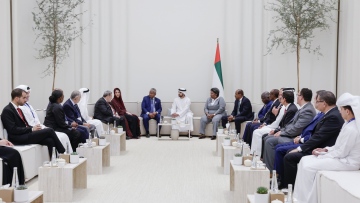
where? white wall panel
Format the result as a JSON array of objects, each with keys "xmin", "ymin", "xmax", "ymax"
[
  {"xmin": 0, "ymin": 0, "xmax": 12, "ymax": 108},
  {"xmin": 337, "ymin": 0, "xmax": 360, "ymax": 96},
  {"xmin": 8, "ymin": 0, "xmax": 339, "ymax": 110}
]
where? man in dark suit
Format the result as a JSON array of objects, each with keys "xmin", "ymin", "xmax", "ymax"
[
  {"xmin": 0, "ymin": 139, "xmax": 25, "ymax": 185},
  {"xmin": 282, "ymin": 91, "xmax": 344, "ymax": 188},
  {"xmin": 63, "ymin": 90, "xmax": 96, "ymax": 138},
  {"xmin": 221, "ymin": 89, "xmax": 253, "ymax": 134},
  {"xmin": 140, "ymin": 88, "xmax": 162, "ymax": 138},
  {"xmin": 243, "ymin": 89, "xmax": 280, "ymax": 145},
  {"xmin": 94, "ymin": 90, "xmax": 127, "ymax": 139},
  {"xmin": 263, "ymin": 88, "xmax": 316, "ymax": 171},
  {"xmin": 259, "ymin": 90, "xmax": 298, "ymax": 158},
  {"xmin": 1, "ymin": 88, "xmax": 65, "ymax": 157}
]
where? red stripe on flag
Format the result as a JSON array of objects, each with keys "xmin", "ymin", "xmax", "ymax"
[{"xmin": 214, "ymin": 43, "xmax": 221, "ymax": 64}]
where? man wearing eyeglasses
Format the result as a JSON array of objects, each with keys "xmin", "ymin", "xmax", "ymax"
[
  {"xmin": 263, "ymin": 88, "xmax": 316, "ymax": 172},
  {"xmin": 282, "ymin": 91, "xmax": 344, "ymax": 188}
]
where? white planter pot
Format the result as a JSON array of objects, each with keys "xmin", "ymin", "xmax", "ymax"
[
  {"xmin": 171, "ymin": 119, "xmax": 177, "ymax": 125},
  {"xmin": 117, "ymin": 128, "xmax": 123, "ymax": 133},
  {"xmin": 255, "ymin": 192, "xmax": 269, "ymax": 203},
  {"xmin": 70, "ymin": 155, "xmax": 79, "ymax": 164},
  {"xmin": 223, "ymin": 139, "xmax": 231, "ymax": 146},
  {"xmin": 217, "ymin": 128, "xmax": 224, "ymax": 134},
  {"xmin": 99, "ymin": 139, "xmax": 106, "ymax": 146},
  {"xmin": 233, "ymin": 156, "xmax": 242, "ymax": 165},
  {"xmin": 14, "ymin": 189, "xmax": 28, "ymax": 202}
]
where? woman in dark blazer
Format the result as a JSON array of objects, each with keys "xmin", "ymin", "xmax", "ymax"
[{"xmin": 44, "ymin": 90, "xmax": 82, "ymax": 152}]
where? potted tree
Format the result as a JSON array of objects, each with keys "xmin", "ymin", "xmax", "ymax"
[
  {"xmin": 233, "ymin": 153, "xmax": 242, "ymax": 165},
  {"xmin": 255, "ymin": 186, "xmax": 269, "ymax": 203},
  {"xmin": 117, "ymin": 126, "xmax": 123, "ymax": 134},
  {"xmin": 223, "ymin": 137, "xmax": 231, "ymax": 146},
  {"xmin": 14, "ymin": 185, "xmax": 28, "ymax": 202},
  {"xmin": 70, "ymin": 152, "xmax": 79, "ymax": 164}
]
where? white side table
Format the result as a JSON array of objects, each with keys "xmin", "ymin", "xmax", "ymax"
[
  {"xmin": 103, "ymin": 132, "xmax": 126, "ymax": 156},
  {"xmin": 216, "ymin": 133, "xmax": 228, "ymax": 156},
  {"xmin": 221, "ymin": 144, "xmax": 241, "ymax": 175},
  {"xmin": 230, "ymin": 161, "xmax": 269, "ymax": 203},
  {"xmin": 76, "ymin": 143, "xmax": 110, "ymax": 174},
  {"xmin": 38, "ymin": 158, "xmax": 87, "ymax": 202},
  {"xmin": 157, "ymin": 123, "xmax": 191, "ymax": 139}
]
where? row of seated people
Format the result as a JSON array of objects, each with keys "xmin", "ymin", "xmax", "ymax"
[{"xmin": 241, "ymin": 88, "xmax": 360, "ymax": 203}]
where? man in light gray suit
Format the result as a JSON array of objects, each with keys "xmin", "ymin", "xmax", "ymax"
[{"xmin": 263, "ymin": 88, "xmax": 316, "ymax": 171}]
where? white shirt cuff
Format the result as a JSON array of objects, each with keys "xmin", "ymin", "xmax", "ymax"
[
  {"xmin": 300, "ymin": 138, "xmax": 304, "ymax": 143},
  {"xmin": 297, "ymin": 146, "xmax": 302, "ymax": 152}
]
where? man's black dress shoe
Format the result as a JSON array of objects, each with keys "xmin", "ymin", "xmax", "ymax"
[
  {"xmin": 146, "ymin": 134, "xmax": 150, "ymax": 138},
  {"xmin": 211, "ymin": 136, "xmax": 216, "ymax": 140},
  {"xmin": 199, "ymin": 135, "xmax": 206, "ymax": 139}
]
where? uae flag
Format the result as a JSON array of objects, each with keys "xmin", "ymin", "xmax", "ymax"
[{"xmin": 213, "ymin": 38, "xmax": 224, "ymax": 98}]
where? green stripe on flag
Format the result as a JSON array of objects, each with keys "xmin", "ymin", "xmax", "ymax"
[{"xmin": 214, "ymin": 61, "xmax": 223, "ymax": 88}]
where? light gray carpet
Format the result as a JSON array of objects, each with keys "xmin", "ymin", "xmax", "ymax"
[{"xmin": 27, "ymin": 136, "xmax": 233, "ymax": 203}]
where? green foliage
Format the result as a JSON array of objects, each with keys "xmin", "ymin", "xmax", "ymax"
[
  {"xmin": 265, "ymin": 0, "xmax": 337, "ymax": 91},
  {"xmin": 71, "ymin": 152, "xmax": 78, "ymax": 155},
  {"xmin": 266, "ymin": 0, "xmax": 337, "ymax": 55},
  {"xmin": 117, "ymin": 126, "xmax": 123, "ymax": 128},
  {"xmin": 234, "ymin": 153, "xmax": 242, "ymax": 157},
  {"xmin": 224, "ymin": 137, "xmax": 230, "ymax": 140},
  {"xmin": 256, "ymin": 186, "xmax": 268, "ymax": 194},
  {"xmin": 32, "ymin": 0, "xmax": 90, "ymax": 90},
  {"xmin": 16, "ymin": 185, "xmax": 28, "ymax": 190}
]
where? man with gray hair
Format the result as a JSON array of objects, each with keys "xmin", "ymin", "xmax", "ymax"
[
  {"xmin": 141, "ymin": 88, "xmax": 162, "ymax": 138},
  {"xmin": 63, "ymin": 90, "xmax": 97, "ymax": 138},
  {"xmin": 94, "ymin": 90, "xmax": 127, "ymax": 138}
]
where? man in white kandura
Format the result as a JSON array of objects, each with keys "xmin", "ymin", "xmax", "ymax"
[
  {"xmin": 16, "ymin": 85, "xmax": 73, "ymax": 153},
  {"xmin": 294, "ymin": 92, "xmax": 360, "ymax": 203},
  {"xmin": 78, "ymin": 88, "xmax": 104, "ymax": 136},
  {"xmin": 170, "ymin": 88, "xmax": 193, "ymax": 132}
]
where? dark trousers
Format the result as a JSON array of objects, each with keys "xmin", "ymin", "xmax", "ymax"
[
  {"xmin": 274, "ymin": 142, "xmax": 301, "ymax": 187},
  {"xmin": 108, "ymin": 116, "xmax": 126, "ymax": 131},
  {"xmin": 283, "ymin": 152, "xmax": 307, "ymax": 187},
  {"xmin": 221, "ymin": 116, "xmax": 248, "ymax": 134},
  {"xmin": 76, "ymin": 125, "xmax": 89, "ymax": 143},
  {"xmin": 9, "ymin": 128, "xmax": 65, "ymax": 158},
  {"xmin": 53, "ymin": 127, "xmax": 82, "ymax": 152},
  {"xmin": 141, "ymin": 114, "xmax": 160, "ymax": 134},
  {"xmin": 0, "ymin": 146, "xmax": 25, "ymax": 185},
  {"xmin": 125, "ymin": 114, "xmax": 140, "ymax": 138},
  {"xmin": 243, "ymin": 122, "xmax": 261, "ymax": 146}
]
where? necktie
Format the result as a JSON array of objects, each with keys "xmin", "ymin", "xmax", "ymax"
[
  {"xmin": 151, "ymin": 99, "xmax": 155, "ymax": 113},
  {"xmin": 74, "ymin": 104, "xmax": 80, "ymax": 117},
  {"xmin": 237, "ymin": 100, "xmax": 241, "ymax": 115},
  {"xmin": 17, "ymin": 108, "xmax": 29, "ymax": 127}
]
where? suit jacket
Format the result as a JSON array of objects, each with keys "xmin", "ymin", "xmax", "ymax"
[
  {"xmin": 43, "ymin": 102, "xmax": 72, "ymax": 131},
  {"xmin": 63, "ymin": 99, "xmax": 86, "ymax": 125},
  {"xmin": 204, "ymin": 97, "xmax": 226, "ymax": 116},
  {"xmin": 258, "ymin": 100, "xmax": 273, "ymax": 120},
  {"xmin": 261, "ymin": 99, "xmax": 281, "ymax": 124},
  {"xmin": 231, "ymin": 96, "xmax": 253, "ymax": 120},
  {"xmin": 94, "ymin": 97, "xmax": 114, "ymax": 123},
  {"xmin": 277, "ymin": 103, "xmax": 298, "ymax": 130},
  {"xmin": 1, "ymin": 103, "xmax": 32, "ymax": 143},
  {"xmin": 300, "ymin": 107, "xmax": 344, "ymax": 154},
  {"xmin": 300, "ymin": 112, "xmax": 324, "ymax": 142},
  {"xmin": 140, "ymin": 96, "xmax": 162, "ymax": 116},
  {"xmin": 280, "ymin": 102, "xmax": 316, "ymax": 138}
]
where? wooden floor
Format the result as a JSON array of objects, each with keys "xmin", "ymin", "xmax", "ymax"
[{"xmin": 27, "ymin": 136, "xmax": 234, "ymax": 203}]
